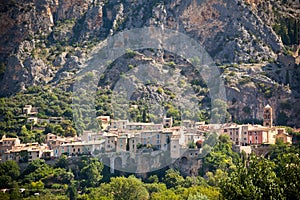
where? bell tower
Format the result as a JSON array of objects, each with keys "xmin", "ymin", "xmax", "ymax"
[{"xmin": 263, "ymin": 104, "xmax": 273, "ymax": 127}]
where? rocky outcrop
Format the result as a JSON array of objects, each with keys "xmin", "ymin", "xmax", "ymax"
[
  {"xmin": 23, "ymin": 57, "xmax": 53, "ymax": 84},
  {"xmin": 0, "ymin": 0, "xmax": 55, "ymax": 58},
  {"xmin": 2, "ymin": 56, "xmax": 27, "ymax": 96},
  {"xmin": 0, "ymin": 0, "xmax": 96, "ymax": 95},
  {"xmin": 0, "ymin": 0, "xmax": 287, "ymax": 96}
]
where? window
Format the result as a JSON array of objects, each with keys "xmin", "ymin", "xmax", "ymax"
[
  {"xmin": 157, "ymin": 134, "xmax": 160, "ymax": 139},
  {"xmin": 173, "ymin": 145, "xmax": 176, "ymax": 148}
]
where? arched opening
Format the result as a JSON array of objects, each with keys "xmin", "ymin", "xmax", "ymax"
[
  {"xmin": 101, "ymin": 157, "xmax": 110, "ymax": 167},
  {"xmin": 114, "ymin": 157, "xmax": 122, "ymax": 170}
]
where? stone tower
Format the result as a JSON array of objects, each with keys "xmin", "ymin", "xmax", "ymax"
[{"xmin": 263, "ymin": 104, "xmax": 273, "ymax": 127}]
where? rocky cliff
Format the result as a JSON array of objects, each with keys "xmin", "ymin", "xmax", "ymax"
[{"xmin": 0, "ymin": 0, "xmax": 299, "ymax": 126}]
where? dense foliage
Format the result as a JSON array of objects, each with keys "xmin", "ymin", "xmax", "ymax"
[{"xmin": 0, "ymin": 84, "xmax": 214, "ymax": 142}]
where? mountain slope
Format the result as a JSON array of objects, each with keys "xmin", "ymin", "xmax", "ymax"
[{"xmin": 0, "ymin": 0, "xmax": 299, "ymax": 126}]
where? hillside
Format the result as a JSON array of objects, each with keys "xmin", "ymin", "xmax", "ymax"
[{"xmin": 0, "ymin": 0, "xmax": 299, "ymax": 127}]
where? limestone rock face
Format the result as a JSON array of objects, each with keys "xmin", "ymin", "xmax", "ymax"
[
  {"xmin": 0, "ymin": 0, "xmax": 53, "ymax": 56},
  {"xmin": 80, "ymin": 3, "xmax": 104, "ymax": 39},
  {"xmin": 0, "ymin": 0, "xmax": 287, "ymax": 96},
  {"xmin": 2, "ymin": 56, "xmax": 27, "ymax": 96},
  {"xmin": 23, "ymin": 58, "xmax": 52, "ymax": 85},
  {"xmin": 53, "ymin": 0, "xmax": 90, "ymax": 22},
  {"xmin": 0, "ymin": 0, "xmax": 299, "ymax": 126}
]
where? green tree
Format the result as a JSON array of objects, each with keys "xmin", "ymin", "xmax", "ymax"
[
  {"xmin": 147, "ymin": 175, "xmax": 159, "ymax": 183},
  {"xmin": 31, "ymin": 180, "xmax": 44, "ymax": 191},
  {"xmin": 8, "ymin": 181, "xmax": 21, "ymax": 199},
  {"xmin": 220, "ymin": 155, "xmax": 283, "ymax": 200},
  {"xmin": 22, "ymin": 159, "xmax": 53, "ymax": 183},
  {"xmin": 0, "ymin": 176, "xmax": 12, "ymax": 189},
  {"xmin": 203, "ymin": 135, "xmax": 238, "ymax": 172},
  {"xmin": 163, "ymin": 169, "xmax": 184, "ymax": 189},
  {"xmin": 0, "ymin": 160, "xmax": 20, "ymax": 180},
  {"xmin": 44, "ymin": 124, "xmax": 55, "ymax": 134},
  {"xmin": 211, "ymin": 99, "xmax": 230, "ymax": 123},
  {"xmin": 144, "ymin": 182, "xmax": 167, "ymax": 195},
  {"xmin": 44, "ymin": 168, "xmax": 74, "ymax": 185},
  {"xmin": 67, "ymin": 181, "xmax": 78, "ymax": 200},
  {"xmin": 63, "ymin": 108, "xmax": 74, "ymax": 119},
  {"xmin": 182, "ymin": 176, "xmax": 207, "ymax": 188},
  {"xmin": 55, "ymin": 154, "xmax": 69, "ymax": 169},
  {"xmin": 166, "ymin": 107, "xmax": 181, "ymax": 123},
  {"xmin": 275, "ymin": 151, "xmax": 300, "ymax": 199},
  {"xmin": 151, "ymin": 189, "xmax": 179, "ymax": 200},
  {"xmin": 96, "ymin": 176, "xmax": 149, "ymax": 200},
  {"xmin": 80, "ymin": 158, "xmax": 103, "ymax": 187},
  {"xmin": 20, "ymin": 125, "xmax": 29, "ymax": 137},
  {"xmin": 0, "ymin": 192, "xmax": 9, "ymax": 200},
  {"xmin": 206, "ymin": 169, "xmax": 228, "ymax": 187},
  {"xmin": 187, "ymin": 193, "xmax": 208, "ymax": 200},
  {"xmin": 183, "ymin": 186, "xmax": 220, "ymax": 200}
]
